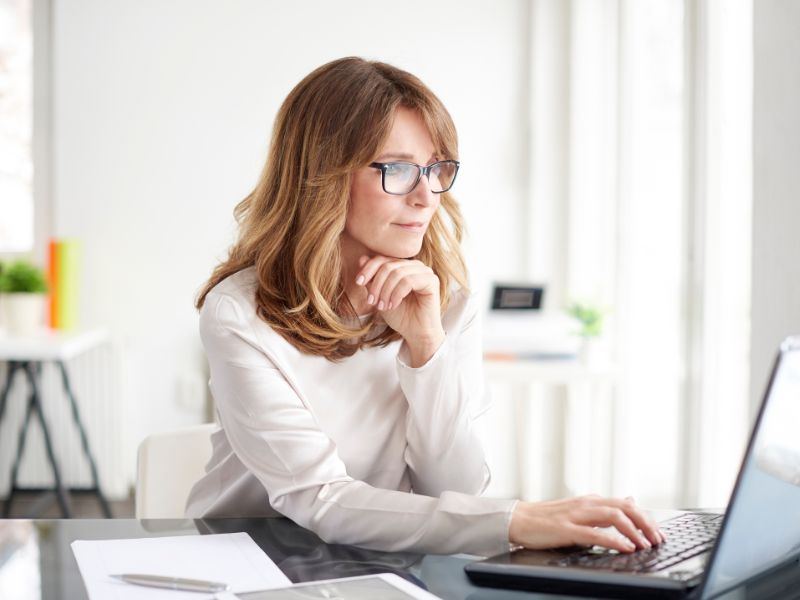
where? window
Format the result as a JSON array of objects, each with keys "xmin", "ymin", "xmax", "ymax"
[
  {"xmin": 494, "ymin": 0, "xmax": 753, "ymax": 508},
  {"xmin": 0, "ymin": 0, "xmax": 34, "ymax": 252}
]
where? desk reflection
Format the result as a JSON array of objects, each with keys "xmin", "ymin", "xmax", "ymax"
[{"xmin": 0, "ymin": 518, "xmax": 797, "ymax": 599}]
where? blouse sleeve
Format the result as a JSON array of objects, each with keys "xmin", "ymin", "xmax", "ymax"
[
  {"xmin": 200, "ymin": 291, "xmax": 516, "ymax": 556},
  {"xmin": 396, "ymin": 290, "xmax": 494, "ymax": 497}
]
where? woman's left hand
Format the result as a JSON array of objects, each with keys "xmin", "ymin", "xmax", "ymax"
[{"xmin": 355, "ymin": 255, "xmax": 445, "ymax": 365}]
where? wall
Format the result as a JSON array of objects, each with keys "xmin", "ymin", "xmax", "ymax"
[
  {"xmin": 49, "ymin": 0, "xmax": 529, "ymax": 492},
  {"xmin": 751, "ymin": 0, "xmax": 800, "ymax": 409}
]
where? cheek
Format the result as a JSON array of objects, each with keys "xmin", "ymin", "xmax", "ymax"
[
  {"xmin": 347, "ymin": 177, "xmax": 395, "ymax": 235},
  {"xmin": 345, "ymin": 200, "xmax": 393, "ymax": 239}
]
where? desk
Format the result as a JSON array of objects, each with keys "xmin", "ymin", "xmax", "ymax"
[
  {"xmin": 0, "ymin": 518, "xmax": 795, "ymax": 599},
  {"xmin": 0, "ymin": 329, "xmax": 112, "ymax": 518}
]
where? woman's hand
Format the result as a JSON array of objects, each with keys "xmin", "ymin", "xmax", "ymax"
[
  {"xmin": 509, "ymin": 495, "xmax": 665, "ymax": 553},
  {"xmin": 354, "ymin": 255, "xmax": 444, "ymax": 366}
]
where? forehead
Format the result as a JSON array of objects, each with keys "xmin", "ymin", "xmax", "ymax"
[{"xmin": 377, "ymin": 107, "xmax": 436, "ymax": 162}]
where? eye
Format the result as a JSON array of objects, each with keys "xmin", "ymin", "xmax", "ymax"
[{"xmin": 384, "ymin": 163, "xmax": 403, "ymax": 176}]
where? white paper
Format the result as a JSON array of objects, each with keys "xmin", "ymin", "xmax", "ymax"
[{"xmin": 71, "ymin": 532, "xmax": 291, "ymax": 600}]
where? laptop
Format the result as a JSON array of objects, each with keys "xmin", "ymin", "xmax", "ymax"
[{"xmin": 465, "ymin": 336, "xmax": 800, "ymax": 599}]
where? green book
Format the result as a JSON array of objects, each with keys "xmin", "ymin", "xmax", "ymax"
[{"xmin": 56, "ymin": 238, "xmax": 81, "ymax": 330}]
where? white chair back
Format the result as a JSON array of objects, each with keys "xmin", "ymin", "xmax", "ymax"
[{"xmin": 135, "ymin": 423, "xmax": 217, "ymax": 519}]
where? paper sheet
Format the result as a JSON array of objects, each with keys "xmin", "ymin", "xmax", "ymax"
[{"xmin": 71, "ymin": 532, "xmax": 291, "ymax": 600}]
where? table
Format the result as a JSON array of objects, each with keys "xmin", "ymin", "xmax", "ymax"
[
  {"xmin": 483, "ymin": 357, "xmax": 615, "ymax": 385},
  {"xmin": 483, "ymin": 357, "xmax": 617, "ymax": 500},
  {"xmin": 0, "ymin": 518, "xmax": 796, "ymax": 599},
  {"xmin": 0, "ymin": 329, "xmax": 112, "ymax": 518}
]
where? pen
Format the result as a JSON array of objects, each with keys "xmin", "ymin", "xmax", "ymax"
[{"xmin": 110, "ymin": 573, "xmax": 230, "ymax": 593}]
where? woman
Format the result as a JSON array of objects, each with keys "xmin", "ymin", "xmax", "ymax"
[{"xmin": 186, "ymin": 56, "xmax": 663, "ymax": 557}]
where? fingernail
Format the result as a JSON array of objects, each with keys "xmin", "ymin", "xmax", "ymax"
[
  {"xmin": 367, "ymin": 294, "xmax": 374, "ymax": 305},
  {"xmin": 378, "ymin": 300, "xmax": 385, "ymax": 310},
  {"xmin": 356, "ymin": 275, "xmax": 365, "ymax": 285},
  {"xmin": 625, "ymin": 540, "xmax": 636, "ymax": 551},
  {"xmin": 387, "ymin": 302, "xmax": 393, "ymax": 310}
]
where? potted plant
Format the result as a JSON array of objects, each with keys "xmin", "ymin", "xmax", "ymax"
[
  {"xmin": 567, "ymin": 302, "xmax": 606, "ymax": 366},
  {"xmin": 0, "ymin": 260, "xmax": 49, "ymax": 335}
]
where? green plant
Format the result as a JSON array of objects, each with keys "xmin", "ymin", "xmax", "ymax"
[
  {"xmin": 568, "ymin": 302, "xmax": 604, "ymax": 338},
  {"xmin": 0, "ymin": 260, "xmax": 48, "ymax": 293}
]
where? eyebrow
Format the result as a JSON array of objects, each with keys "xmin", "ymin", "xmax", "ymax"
[{"xmin": 375, "ymin": 152, "xmax": 438, "ymax": 163}]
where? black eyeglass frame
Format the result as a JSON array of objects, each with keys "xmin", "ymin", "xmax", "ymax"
[{"xmin": 368, "ymin": 160, "xmax": 461, "ymax": 195}]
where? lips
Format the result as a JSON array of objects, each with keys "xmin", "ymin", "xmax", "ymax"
[{"xmin": 393, "ymin": 222, "xmax": 426, "ymax": 232}]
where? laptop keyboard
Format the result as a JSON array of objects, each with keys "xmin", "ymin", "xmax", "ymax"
[{"xmin": 549, "ymin": 513, "xmax": 723, "ymax": 573}]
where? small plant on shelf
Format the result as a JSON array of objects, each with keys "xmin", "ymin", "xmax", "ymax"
[
  {"xmin": 567, "ymin": 302, "xmax": 604, "ymax": 338},
  {"xmin": 0, "ymin": 260, "xmax": 48, "ymax": 294},
  {"xmin": 0, "ymin": 260, "xmax": 49, "ymax": 335}
]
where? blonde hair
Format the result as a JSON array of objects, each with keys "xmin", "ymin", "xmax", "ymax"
[{"xmin": 196, "ymin": 57, "xmax": 468, "ymax": 360}]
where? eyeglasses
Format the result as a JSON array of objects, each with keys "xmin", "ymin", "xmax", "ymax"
[{"xmin": 369, "ymin": 160, "xmax": 460, "ymax": 195}]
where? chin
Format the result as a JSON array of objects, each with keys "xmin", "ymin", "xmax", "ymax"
[{"xmin": 379, "ymin": 241, "xmax": 424, "ymax": 259}]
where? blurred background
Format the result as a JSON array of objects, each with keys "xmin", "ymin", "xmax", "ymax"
[{"xmin": 0, "ymin": 0, "xmax": 796, "ymax": 518}]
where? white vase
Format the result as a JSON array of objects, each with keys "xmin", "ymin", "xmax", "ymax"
[
  {"xmin": 3, "ymin": 293, "xmax": 47, "ymax": 336},
  {"xmin": 579, "ymin": 337, "xmax": 606, "ymax": 367}
]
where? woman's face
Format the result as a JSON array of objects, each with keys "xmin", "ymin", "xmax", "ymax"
[{"xmin": 343, "ymin": 107, "xmax": 440, "ymax": 261}]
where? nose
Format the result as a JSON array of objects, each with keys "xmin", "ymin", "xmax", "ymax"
[{"xmin": 407, "ymin": 173, "xmax": 436, "ymax": 208}]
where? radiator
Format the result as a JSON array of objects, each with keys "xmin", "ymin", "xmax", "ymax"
[{"xmin": 0, "ymin": 340, "xmax": 128, "ymax": 499}]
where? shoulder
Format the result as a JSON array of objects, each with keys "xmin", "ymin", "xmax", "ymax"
[
  {"xmin": 198, "ymin": 267, "xmax": 306, "ymax": 365},
  {"xmin": 198, "ymin": 267, "xmax": 262, "ymax": 342},
  {"xmin": 203, "ymin": 266, "xmax": 258, "ymax": 308}
]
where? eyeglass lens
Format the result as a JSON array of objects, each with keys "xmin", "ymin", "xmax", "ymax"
[{"xmin": 383, "ymin": 161, "xmax": 458, "ymax": 194}]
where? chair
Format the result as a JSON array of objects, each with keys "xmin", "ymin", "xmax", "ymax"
[{"xmin": 135, "ymin": 423, "xmax": 217, "ymax": 519}]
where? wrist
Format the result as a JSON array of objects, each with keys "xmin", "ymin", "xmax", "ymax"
[
  {"xmin": 508, "ymin": 501, "xmax": 530, "ymax": 546},
  {"xmin": 404, "ymin": 330, "xmax": 446, "ymax": 367}
]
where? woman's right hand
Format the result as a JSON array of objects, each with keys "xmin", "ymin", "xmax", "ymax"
[{"xmin": 509, "ymin": 495, "xmax": 665, "ymax": 553}]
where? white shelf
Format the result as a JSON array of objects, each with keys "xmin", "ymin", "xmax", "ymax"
[
  {"xmin": 0, "ymin": 328, "xmax": 109, "ymax": 361},
  {"xmin": 483, "ymin": 357, "xmax": 615, "ymax": 385}
]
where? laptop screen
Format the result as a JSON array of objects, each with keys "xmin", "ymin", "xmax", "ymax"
[{"xmin": 702, "ymin": 340, "xmax": 800, "ymax": 598}]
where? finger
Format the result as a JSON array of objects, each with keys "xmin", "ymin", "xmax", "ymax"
[
  {"xmin": 381, "ymin": 266, "xmax": 435, "ymax": 310},
  {"xmin": 610, "ymin": 497, "xmax": 663, "ymax": 546},
  {"xmin": 355, "ymin": 255, "xmax": 392, "ymax": 287},
  {"xmin": 355, "ymin": 256, "xmax": 396, "ymax": 298},
  {"xmin": 383, "ymin": 267, "xmax": 439, "ymax": 310},
  {"xmin": 572, "ymin": 525, "xmax": 637, "ymax": 554},
  {"xmin": 579, "ymin": 507, "xmax": 651, "ymax": 550},
  {"xmin": 367, "ymin": 261, "xmax": 405, "ymax": 308},
  {"xmin": 385, "ymin": 279, "xmax": 414, "ymax": 311}
]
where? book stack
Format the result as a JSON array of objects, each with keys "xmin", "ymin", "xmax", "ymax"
[{"xmin": 48, "ymin": 238, "xmax": 81, "ymax": 330}]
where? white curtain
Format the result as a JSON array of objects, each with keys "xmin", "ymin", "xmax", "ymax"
[{"xmin": 485, "ymin": 0, "xmax": 752, "ymax": 509}]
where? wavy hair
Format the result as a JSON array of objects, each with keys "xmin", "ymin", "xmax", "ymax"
[{"xmin": 196, "ymin": 57, "xmax": 468, "ymax": 360}]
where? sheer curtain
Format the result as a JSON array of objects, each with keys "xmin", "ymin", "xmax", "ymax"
[{"xmin": 517, "ymin": 0, "xmax": 751, "ymax": 509}]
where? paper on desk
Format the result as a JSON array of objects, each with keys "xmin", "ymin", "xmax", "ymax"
[{"xmin": 71, "ymin": 532, "xmax": 291, "ymax": 600}]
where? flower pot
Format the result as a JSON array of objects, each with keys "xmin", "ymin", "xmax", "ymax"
[
  {"xmin": 3, "ymin": 292, "xmax": 47, "ymax": 336},
  {"xmin": 579, "ymin": 337, "xmax": 607, "ymax": 367}
]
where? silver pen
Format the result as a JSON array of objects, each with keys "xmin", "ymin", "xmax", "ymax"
[{"xmin": 110, "ymin": 573, "xmax": 230, "ymax": 593}]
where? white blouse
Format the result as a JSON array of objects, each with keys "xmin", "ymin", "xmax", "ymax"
[{"xmin": 185, "ymin": 267, "xmax": 517, "ymax": 556}]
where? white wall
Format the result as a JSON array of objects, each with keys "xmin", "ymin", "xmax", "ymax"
[
  {"xmin": 50, "ymin": 0, "xmax": 529, "ymax": 491},
  {"xmin": 751, "ymin": 0, "xmax": 800, "ymax": 409}
]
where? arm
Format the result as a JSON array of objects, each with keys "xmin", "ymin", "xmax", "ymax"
[
  {"xmin": 200, "ymin": 291, "xmax": 515, "ymax": 556},
  {"xmin": 397, "ymin": 290, "xmax": 494, "ymax": 497}
]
